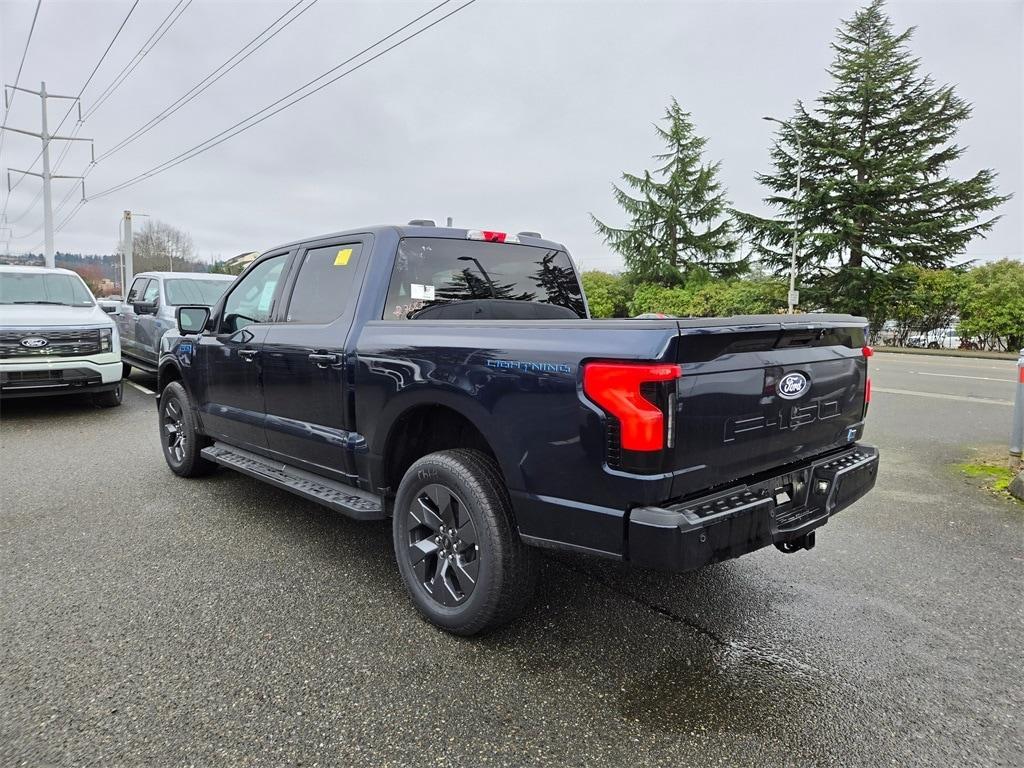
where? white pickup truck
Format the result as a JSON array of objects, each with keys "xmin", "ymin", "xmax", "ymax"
[{"xmin": 0, "ymin": 265, "xmax": 123, "ymax": 406}]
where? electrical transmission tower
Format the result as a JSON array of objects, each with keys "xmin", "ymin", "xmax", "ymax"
[{"xmin": 1, "ymin": 81, "xmax": 93, "ymax": 267}]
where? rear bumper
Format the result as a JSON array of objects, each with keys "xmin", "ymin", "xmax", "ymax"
[{"xmin": 627, "ymin": 443, "xmax": 879, "ymax": 571}]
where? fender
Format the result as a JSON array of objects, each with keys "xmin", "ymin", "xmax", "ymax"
[{"xmin": 367, "ymin": 386, "xmax": 522, "ymax": 492}]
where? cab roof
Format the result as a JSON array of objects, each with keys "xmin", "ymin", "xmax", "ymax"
[
  {"xmin": 0, "ymin": 264, "xmax": 79, "ymax": 275},
  {"xmin": 267, "ymin": 225, "xmax": 567, "ymax": 255}
]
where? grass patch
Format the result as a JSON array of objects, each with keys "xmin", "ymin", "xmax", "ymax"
[
  {"xmin": 959, "ymin": 462, "xmax": 1015, "ymax": 491},
  {"xmin": 955, "ymin": 458, "xmax": 1022, "ymax": 505}
]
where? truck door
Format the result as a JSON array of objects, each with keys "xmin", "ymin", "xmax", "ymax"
[
  {"xmin": 261, "ymin": 239, "xmax": 367, "ymax": 482},
  {"xmin": 194, "ymin": 252, "xmax": 289, "ymax": 451},
  {"xmin": 118, "ymin": 276, "xmax": 149, "ymax": 359},
  {"xmin": 134, "ymin": 278, "xmax": 161, "ymax": 366}
]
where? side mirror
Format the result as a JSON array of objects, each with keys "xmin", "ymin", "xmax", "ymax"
[
  {"xmin": 134, "ymin": 301, "xmax": 157, "ymax": 315},
  {"xmin": 99, "ymin": 303, "xmax": 118, "ymax": 314},
  {"xmin": 177, "ymin": 305, "xmax": 211, "ymax": 335}
]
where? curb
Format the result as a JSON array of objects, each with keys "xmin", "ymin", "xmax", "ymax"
[
  {"xmin": 874, "ymin": 346, "xmax": 1019, "ymax": 361},
  {"xmin": 1010, "ymin": 472, "xmax": 1024, "ymax": 503}
]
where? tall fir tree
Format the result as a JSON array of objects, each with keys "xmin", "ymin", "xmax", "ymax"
[
  {"xmin": 736, "ymin": 0, "xmax": 1010, "ymax": 316},
  {"xmin": 592, "ymin": 99, "xmax": 740, "ymax": 285}
]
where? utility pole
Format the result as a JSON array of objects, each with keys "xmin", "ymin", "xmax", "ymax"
[
  {"xmin": 122, "ymin": 210, "xmax": 134, "ymax": 289},
  {"xmin": 0, "ymin": 214, "xmax": 11, "ymax": 257},
  {"xmin": 2, "ymin": 82, "xmax": 93, "ymax": 268}
]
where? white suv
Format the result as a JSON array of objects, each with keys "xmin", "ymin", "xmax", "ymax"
[{"xmin": 0, "ymin": 265, "xmax": 123, "ymax": 406}]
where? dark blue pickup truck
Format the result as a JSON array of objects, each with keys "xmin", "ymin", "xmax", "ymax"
[{"xmin": 157, "ymin": 223, "xmax": 878, "ymax": 635}]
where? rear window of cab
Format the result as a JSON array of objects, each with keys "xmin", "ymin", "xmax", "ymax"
[{"xmin": 382, "ymin": 238, "xmax": 585, "ymax": 320}]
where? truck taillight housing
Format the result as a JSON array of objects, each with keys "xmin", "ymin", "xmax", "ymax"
[{"xmin": 583, "ymin": 362, "xmax": 681, "ymax": 452}]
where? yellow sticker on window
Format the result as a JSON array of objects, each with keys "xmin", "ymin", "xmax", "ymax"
[{"xmin": 334, "ymin": 248, "xmax": 353, "ymax": 266}]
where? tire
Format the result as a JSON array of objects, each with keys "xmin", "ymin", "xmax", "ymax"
[
  {"xmin": 92, "ymin": 381, "xmax": 123, "ymax": 408},
  {"xmin": 159, "ymin": 381, "xmax": 216, "ymax": 477},
  {"xmin": 392, "ymin": 449, "xmax": 539, "ymax": 636},
  {"xmin": 927, "ymin": 342, "xmax": 940, "ymax": 349},
  {"xmin": 122, "ymin": 361, "xmax": 132, "ymax": 379}
]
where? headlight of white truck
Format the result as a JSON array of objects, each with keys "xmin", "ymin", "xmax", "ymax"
[{"xmin": 99, "ymin": 327, "xmax": 114, "ymax": 352}]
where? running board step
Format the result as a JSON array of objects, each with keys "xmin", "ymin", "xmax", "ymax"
[{"xmin": 201, "ymin": 443, "xmax": 385, "ymax": 521}]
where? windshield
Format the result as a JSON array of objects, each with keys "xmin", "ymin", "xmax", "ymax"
[
  {"xmin": 164, "ymin": 278, "xmax": 232, "ymax": 306},
  {"xmin": 0, "ymin": 272, "xmax": 94, "ymax": 306},
  {"xmin": 383, "ymin": 238, "xmax": 586, "ymax": 320}
]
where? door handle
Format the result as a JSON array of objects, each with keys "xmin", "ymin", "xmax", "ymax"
[
  {"xmin": 238, "ymin": 348, "xmax": 258, "ymax": 362},
  {"xmin": 308, "ymin": 353, "xmax": 340, "ymax": 367}
]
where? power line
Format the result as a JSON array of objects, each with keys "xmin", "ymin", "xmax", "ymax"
[
  {"xmin": 0, "ymin": 0, "xmax": 44, "ymax": 207},
  {"xmin": 2, "ymin": 0, "xmax": 139, "ymax": 209},
  {"xmin": 81, "ymin": 0, "xmax": 193, "ymax": 122},
  {"xmin": 97, "ymin": 0, "xmax": 319, "ymax": 163},
  {"xmin": 89, "ymin": 0, "xmax": 475, "ymax": 202}
]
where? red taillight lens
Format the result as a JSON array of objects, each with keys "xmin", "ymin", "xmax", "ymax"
[
  {"xmin": 862, "ymin": 345, "xmax": 874, "ymax": 357},
  {"xmin": 583, "ymin": 362, "xmax": 681, "ymax": 451},
  {"xmin": 865, "ymin": 377, "xmax": 872, "ymax": 404}
]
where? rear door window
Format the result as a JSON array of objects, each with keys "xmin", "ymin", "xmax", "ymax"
[
  {"xmin": 284, "ymin": 243, "xmax": 363, "ymax": 324},
  {"xmin": 382, "ymin": 238, "xmax": 585, "ymax": 320}
]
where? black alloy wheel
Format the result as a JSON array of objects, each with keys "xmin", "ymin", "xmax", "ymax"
[
  {"xmin": 158, "ymin": 381, "xmax": 215, "ymax": 477},
  {"xmin": 392, "ymin": 449, "xmax": 539, "ymax": 635},
  {"xmin": 163, "ymin": 396, "xmax": 188, "ymax": 465},
  {"xmin": 405, "ymin": 484, "xmax": 480, "ymax": 607}
]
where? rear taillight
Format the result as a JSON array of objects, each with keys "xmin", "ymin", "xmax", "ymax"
[
  {"xmin": 862, "ymin": 345, "xmax": 874, "ymax": 357},
  {"xmin": 583, "ymin": 362, "xmax": 681, "ymax": 451}
]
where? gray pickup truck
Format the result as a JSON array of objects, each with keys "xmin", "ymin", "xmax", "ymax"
[{"xmin": 115, "ymin": 271, "xmax": 234, "ymax": 376}]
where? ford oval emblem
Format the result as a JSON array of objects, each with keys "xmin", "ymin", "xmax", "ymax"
[
  {"xmin": 20, "ymin": 337, "xmax": 48, "ymax": 348},
  {"xmin": 777, "ymin": 371, "xmax": 809, "ymax": 400}
]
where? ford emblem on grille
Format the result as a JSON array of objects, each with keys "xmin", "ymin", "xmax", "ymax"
[
  {"xmin": 777, "ymin": 371, "xmax": 809, "ymax": 399},
  {"xmin": 20, "ymin": 337, "xmax": 48, "ymax": 348}
]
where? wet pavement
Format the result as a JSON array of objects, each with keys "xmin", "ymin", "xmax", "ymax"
[{"xmin": 1, "ymin": 354, "xmax": 1021, "ymax": 767}]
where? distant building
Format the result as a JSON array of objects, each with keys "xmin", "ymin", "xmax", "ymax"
[{"xmin": 221, "ymin": 251, "xmax": 259, "ymax": 274}]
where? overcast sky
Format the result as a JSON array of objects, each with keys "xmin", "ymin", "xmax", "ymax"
[{"xmin": 1, "ymin": 0, "xmax": 1021, "ymax": 270}]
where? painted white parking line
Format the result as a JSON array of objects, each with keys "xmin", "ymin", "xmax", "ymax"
[
  {"xmin": 125, "ymin": 380, "xmax": 155, "ymax": 396},
  {"xmin": 873, "ymin": 386, "xmax": 1012, "ymax": 407},
  {"xmin": 910, "ymin": 371, "xmax": 1016, "ymax": 383}
]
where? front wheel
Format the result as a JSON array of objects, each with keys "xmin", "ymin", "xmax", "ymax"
[
  {"xmin": 159, "ymin": 381, "xmax": 216, "ymax": 477},
  {"xmin": 393, "ymin": 449, "xmax": 539, "ymax": 635}
]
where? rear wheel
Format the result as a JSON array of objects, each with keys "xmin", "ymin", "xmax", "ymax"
[
  {"xmin": 393, "ymin": 449, "xmax": 538, "ymax": 635},
  {"xmin": 159, "ymin": 381, "xmax": 215, "ymax": 477},
  {"xmin": 92, "ymin": 382, "xmax": 123, "ymax": 408}
]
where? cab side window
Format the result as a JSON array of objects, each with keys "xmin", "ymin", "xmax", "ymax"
[
  {"xmin": 127, "ymin": 277, "xmax": 149, "ymax": 304},
  {"xmin": 142, "ymin": 280, "xmax": 159, "ymax": 304},
  {"xmin": 221, "ymin": 255, "xmax": 286, "ymax": 334},
  {"xmin": 285, "ymin": 243, "xmax": 362, "ymax": 324}
]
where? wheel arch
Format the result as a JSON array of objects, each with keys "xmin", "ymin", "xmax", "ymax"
[{"xmin": 375, "ymin": 399, "xmax": 514, "ymax": 502}]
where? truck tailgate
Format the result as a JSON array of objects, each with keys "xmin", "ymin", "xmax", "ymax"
[{"xmin": 667, "ymin": 317, "xmax": 869, "ymax": 498}]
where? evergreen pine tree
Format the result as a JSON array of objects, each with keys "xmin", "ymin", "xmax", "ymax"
[
  {"xmin": 592, "ymin": 99, "xmax": 740, "ymax": 285},
  {"xmin": 737, "ymin": 0, "xmax": 1010, "ymax": 315}
]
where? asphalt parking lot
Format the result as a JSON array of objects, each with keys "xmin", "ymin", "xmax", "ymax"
[{"xmin": 2, "ymin": 352, "xmax": 1021, "ymax": 767}]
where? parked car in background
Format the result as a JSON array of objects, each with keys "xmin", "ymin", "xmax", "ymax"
[
  {"xmin": 908, "ymin": 327, "xmax": 963, "ymax": 350},
  {"xmin": 114, "ymin": 272, "xmax": 234, "ymax": 376},
  {"xmin": 0, "ymin": 265, "xmax": 122, "ymax": 405}
]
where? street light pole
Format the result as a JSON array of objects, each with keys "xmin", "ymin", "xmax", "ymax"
[{"xmin": 763, "ymin": 116, "xmax": 803, "ymax": 314}]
